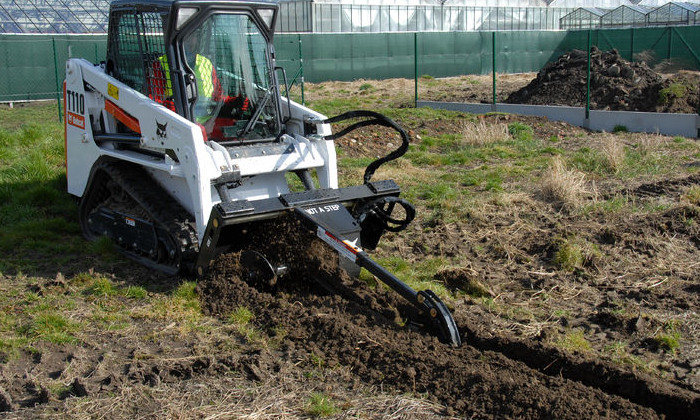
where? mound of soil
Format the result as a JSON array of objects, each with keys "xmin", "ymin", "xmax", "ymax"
[
  {"xmin": 506, "ymin": 47, "xmax": 699, "ymax": 114},
  {"xmin": 657, "ymin": 70, "xmax": 700, "ymax": 114},
  {"xmin": 506, "ymin": 47, "xmax": 660, "ymax": 111}
]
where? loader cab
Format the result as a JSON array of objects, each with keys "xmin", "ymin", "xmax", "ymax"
[{"xmin": 106, "ymin": 0, "xmax": 281, "ymax": 142}]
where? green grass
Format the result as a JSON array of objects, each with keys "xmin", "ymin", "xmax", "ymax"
[
  {"xmin": 507, "ymin": 122, "xmax": 534, "ymax": 142},
  {"xmin": 228, "ymin": 306, "xmax": 255, "ymax": 325},
  {"xmin": 654, "ymin": 333, "xmax": 681, "ymax": 354},
  {"xmin": 555, "ymin": 328, "xmax": 592, "ymax": 354},
  {"xmin": 404, "ymin": 121, "xmax": 550, "ymax": 171},
  {"xmin": 0, "ymin": 104, "xmax": 85, "ymax": 273},
  {"xmin": 306, "ymin": 392, "xmax": 339, "ymax": 417},
  {"xmin": 228, "ymin": 306, "xmax": 264, "ymax": 344},
  {"xmin": 0, "ymin": 102, "xmax": 60, "ymax": 131},
  {"xmin": 553, "ymin": 240, "xmax": 584, "ymax": 271},
  {"xmin": 458, "ymin": 169, "xmax": 503, "ymax": 191},
  {"xmin": 171, "ymin": 281, "xmax": 201, "ymax": 312},
  {"xmin": 654, "ymin": 321, "xmax": 682, "ymax": 354},
  {"xmin": 85, "ymin": 276, "xmax": 119, "ymax": 297},
  {"xmin": 618, "ymin": 145, "xmax": 675, "ymax": 179},
  {"xmin": 604, "ymin": 341, "xmax": 649, "ymax": 370},
  {"xmin": 0, "ymin": 269, "xmax": 158, "ymax": 358},
  {"xmin": 683, "ymin": 186, "xmax": 700, "ymax": 205},
  {"xmin": 658, "ymin": 83, "xmax": 686, "ymax": 106},
  {"xmin": 375, "ymin": 256, "xmax": 451, "ymax": 296},
  {"xmin": 304, "ymin": 97, "xmax": 368, "ymax": 116},
  {"xmin": 570, "ymin": 147, "xmax": 612, "ymax": 176},
  {"xmin": 24, "ymin": 312, "xmax": 81, "ymax": 344}
]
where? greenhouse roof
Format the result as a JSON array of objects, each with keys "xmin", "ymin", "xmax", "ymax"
[{"xmin": 0, "ymin": 0, "xmax": 110, "ymax": 34}]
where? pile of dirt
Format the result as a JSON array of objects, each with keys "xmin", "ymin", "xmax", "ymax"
[
  {"xmin": 506, "ymin": 47, "xmax": 699, "ymax": 114},
  {"xmin": 506, "ymin": 47, "xmax": 661, "ymax": 111},
  {"xmin": 657, "ymin": 70, "xmax": 700, "ymax": 114}
]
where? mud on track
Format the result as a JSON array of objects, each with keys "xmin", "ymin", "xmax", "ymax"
[{"xmin": 197, "ymin": 231, "xmax": 697, "ymax": 419}]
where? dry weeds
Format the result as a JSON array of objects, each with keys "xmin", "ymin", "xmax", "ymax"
[
  {"xmin": 540, "ymin": 156, "xmax": 595, "ymax": 211},
  {"xmin": 461, "ymin": 120, "xmax": 509, "ymax": 147},
  {"xmin": 600, "ymin": 134, "xmax": 626, "ymax": 174},
  {"xmin": 49, "ymin": 365, "xmax": 454, "ymax": 420}
]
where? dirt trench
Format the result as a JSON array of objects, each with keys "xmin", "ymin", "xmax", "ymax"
[{"xmin": 196, "ymin": 232, "xmax": 698, "ymax": 419}]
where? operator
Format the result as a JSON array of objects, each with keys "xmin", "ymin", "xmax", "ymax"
[
  {"xmin": 150, "ymin": 29, "xmax": 249, "ymax": 139},
  {"xmin": 180, "ymin": 32, "xmax": 221, "ymax": 123},
  {"xmin": 150, "ymin": 31, "xmax": 221, "ymax": 124}
]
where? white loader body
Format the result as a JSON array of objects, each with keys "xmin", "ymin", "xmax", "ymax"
[{"xmin": 65, "ymin": 57, "xmax": 335, "ymax": 244}]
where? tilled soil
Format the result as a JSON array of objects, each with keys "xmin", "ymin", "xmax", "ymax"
[
  {"xmin": 197, "ymin": 253, "xmax": 664, "ymax": 419},
  {"xmin": 194, "ymin": 208, "xmax": 700, "ymax": 419}
]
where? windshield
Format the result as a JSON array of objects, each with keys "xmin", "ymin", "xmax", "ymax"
[{"xmin": 182, "ymin": 13, "xmax": 279, "ymax": 141}]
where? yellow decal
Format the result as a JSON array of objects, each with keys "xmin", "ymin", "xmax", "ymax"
[{"xmin": 108, "ymin": 83, "xmax": 119, "ymax": 100}]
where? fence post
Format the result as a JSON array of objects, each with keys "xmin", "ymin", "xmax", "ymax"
[
  {"xmin": 492, "ymin": 31, "xmax": 496, "ymax": 107},
  {"xmin": 52, "ymin": 37, "xmax": 63, "ymax": 123},
  {"xmin": 585, "ymin": 30, "xmax": 591, "ymax": 122},
  {"xmin": 630, "ymin": 27, "xmax": 635, "ymax": 62},
  {"xmin": 414, "ymin": 32, "xmax": 418, "ymax": 108},
  {"xmin": 298, "ymin": 34, "xmax": 305, "ymax": 105}
]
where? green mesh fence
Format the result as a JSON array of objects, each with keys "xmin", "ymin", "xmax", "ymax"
[
  {"xmin": 0, "ymin": 35, "xmax": 107, "ymax": 102},
  {"xmin": 1, "ymin": 27, "xmax": 698, "ymax": 102}
]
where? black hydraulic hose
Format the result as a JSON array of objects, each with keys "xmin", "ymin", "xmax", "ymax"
[
  {"xmin": 320, "ymin": 110, "xmax": 410, "ymax": 184},
  {"xmin": 356, "ymin": 196, "xmax": 415, "ymax": 232}
]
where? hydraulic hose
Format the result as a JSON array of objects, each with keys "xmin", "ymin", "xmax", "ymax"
[{"xmin": 320, "ymin": 110, "xmax": 410, "ymax": 184}]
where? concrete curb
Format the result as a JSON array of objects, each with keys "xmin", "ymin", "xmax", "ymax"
[{"xmin": 417, "ymin": 101, "xmax": 700, "ymax": 138}]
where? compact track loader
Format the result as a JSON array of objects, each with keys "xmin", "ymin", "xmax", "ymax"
[{"xmin": 64, "ymin": 0, "xmax": 460, "ymax": 346}]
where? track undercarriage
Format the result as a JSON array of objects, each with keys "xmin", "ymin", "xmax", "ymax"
[{"xmin": 79, "ymin": 160, "xmax": 199, "ymax": 275}]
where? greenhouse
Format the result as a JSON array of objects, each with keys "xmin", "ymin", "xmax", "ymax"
[
  {"xmin": 647, "ymin": 1, "xmax": 700, "ymax": 25},
  {"xmin": 600, "ymin": 4, "xmax": 652, "ymax": 27},
  {"xmin": 280, "ymin": 2, "xmax": 576, "ymax": 32},
  {"xmin": 0, "ymin": 0, "xmax": 109, "ymax": 33},
  {"xmin": 2, "ymin": 0, "xmax": 700, "ymax": 33},
  {"xmin": 560, "ymin": 7, "xmax": 607, "ymax": 29}
]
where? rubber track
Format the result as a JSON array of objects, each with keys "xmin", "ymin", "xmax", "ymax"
[{"xmin": 88, "ymin": 160, "xmax": 199, "ymax": 273}]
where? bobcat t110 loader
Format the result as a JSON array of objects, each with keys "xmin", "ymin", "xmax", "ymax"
[{"xmin": 64, "ymin": 0, "xmax": 460, "ymax": 346}]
